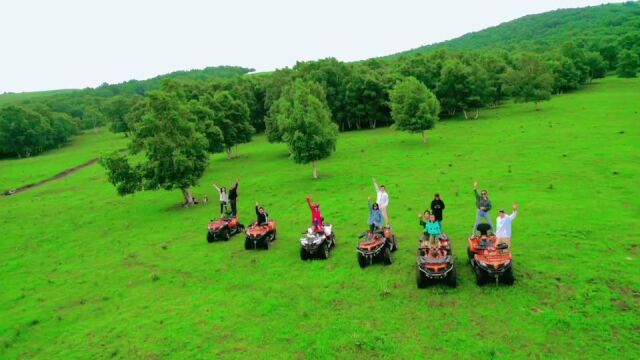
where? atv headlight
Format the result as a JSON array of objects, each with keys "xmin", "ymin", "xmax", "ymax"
[{"xmin": 478, "ymin": 260, "xmax": 487, "ymax": 267}]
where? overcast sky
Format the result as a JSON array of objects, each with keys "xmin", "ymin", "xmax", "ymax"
[{"xmin": 0, "ymin": 0, "xmax": 625, "ymax": 93}]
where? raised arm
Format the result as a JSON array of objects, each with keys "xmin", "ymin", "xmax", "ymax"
[
  {"xmin": 510, "ymin": 204, "xmax": 518, "ymax": 219},
  {"xmin": 306, "ymin": 196, "xmax": 313, "ymax": 210},
  {"xmin": 372, "ymin": 177, "xmax": 379, "ymax": 193},
  {"xmin": 473, "ymin": 181, "xmax": 480, "ymax": 200},
  {"xmin": 212, "ymin": 184, "xmax": 221, "ymax": 194},
  {"xmin": 255, "ymin": 203, "xmax": 260, "ymax": 216}
]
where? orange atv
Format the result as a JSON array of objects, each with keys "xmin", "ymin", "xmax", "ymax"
[
  {"xmin": 245, "ymin": 221, "xmax": 277, "ymax": 250},
  {"xmin": 356, "ymin": 226, "xmax": 397, "ymax": 268},
  {"xmin": 207, "ymin": 215, "xmax": 245, "ymax": 242},
  {"xmin": 467, "ymin": 223, "xmax": 514, "ymax": 285},
  {"xmin": 416, "ymin": 234, "xmax": 457, "ymax": 288}
]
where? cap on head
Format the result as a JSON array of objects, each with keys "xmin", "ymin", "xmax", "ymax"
[
  {"xmin": 435, "ymin": 193, "xmax": 440, "ymax": 198},
  {"xmin": 499, "ymin": 209, "xmax": 505, "ymax": 213}
]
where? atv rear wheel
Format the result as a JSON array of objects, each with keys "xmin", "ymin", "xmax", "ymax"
[
  {"xmin": 319, "ymin": 242, "xmax": 329, "ymax": 259},
  {"xmin": 358, "ymin": 254, "xmax": 368, "ymax": 268},
  {"xmin": 502, "ymin": 267, "xmax": 515, "ymax": 285},
  {"xmin": 383, "ymin": 246, "xmax": 392, "ymax": 265},
  {"xmin": 263, "ymin": 238, "xmax": 270, "ymax": 250},
  {"xmin": 416, "ymin": 269, "xmax": 428, "ymax": 289},
  {"xmin": 300, "ymin": 247, "xmax": 309, "ymax": 261},
  {"xmin": 207, "ymin": 232, "xmax": 215, "ymax": 243},
  {"xmin": 445, "ymin": 266, "xmax": 458, "ymax": 288}
]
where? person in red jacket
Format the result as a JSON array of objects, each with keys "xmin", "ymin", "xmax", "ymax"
[{"xmin": 306, "ymin": 196, "xmax": 324, "ymax": 233}]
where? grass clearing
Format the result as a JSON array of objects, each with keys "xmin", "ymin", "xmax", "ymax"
[{"xmin": 0, "ymin": 77, "xmax": 638, "ymax": 358}]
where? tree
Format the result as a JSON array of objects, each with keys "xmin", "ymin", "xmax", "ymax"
[
  {"xmin": 101, "ymin": 85, "xmax": 210, "ymax": 206},
  {"xmin": 105, "ymin": 96, "xmax": 135, "ymax": 136},
  {"xmin": 270, "ymin": 79, "xmax": 338, "ymax": 178},
  {"xmin": 343, "ymin": 66, "xmax": 391, "ymax": 129},
  {"xmin": 206, "ymin": 91, "xmax": 254, "ymax": 158},
  {"xmin": 389, "ymin": 77, "xmax": 440, "ymax": 143},
  {"xmin": 436, "ymin": 59, "xmax": 489, "ymax": 119},
  {"xmin": 617, "ymin": 50, "xmax": 639, "ymax": 78},
  {"xmin": 548, "ymin": 57, "xmax": 581, "ymax": 93},
  {"xmin": 503, "ymin": 54, "xmax": 554, "ymax": 110}
]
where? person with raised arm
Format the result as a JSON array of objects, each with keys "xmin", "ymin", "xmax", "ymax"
[
  {"xmin": 212, "ymin": 183, "xmax": 229, "ymax": 216},
  {"xmin": 372, "ymin": 177, "xmax": 390, "ymax": 225},
  {"xmin": 473, "ymin": 180, "xmax": 494, "ymax": 235},
  {"xmin": 306, "ymin": 196, "xmax": 324, "ymax": 233},
  {"xmin": 228, "ymin": 179, "xmax": 239, "ymax": 216},
  {"xmin": 496, "ymin": 204, "xmax": 518, "ymax": 250}
]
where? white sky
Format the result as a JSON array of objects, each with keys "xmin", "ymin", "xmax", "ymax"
[{"xmin": 0, "ymin": 0, "xmax": 626, "ymax": 93}]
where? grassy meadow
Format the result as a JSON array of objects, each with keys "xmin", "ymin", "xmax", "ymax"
[{"xmin": 0, "ymin": 76, "xmax": 638, "ymax": 359}]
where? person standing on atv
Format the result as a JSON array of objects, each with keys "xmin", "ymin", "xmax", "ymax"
[
  {"xmin": 425, "ymin": 214, "xmax": 442, "ymax": 249},
  {"xmin": 229, "ymin": 179, "xmax": 239, "ymax": 216},
  {"xmin": 372, "ymin": 178, "xmax": 390, "ymax": 226},
  {"xmin": 367, "ymin": 197, "xmax": 384, "ymax": 234},
  {"xmin": 496, "ymin": 204, "xmax": 518, "ymax": 250},
  {"xmin": 255, "ymin": 202, "xmax": 269, "ymax": 225},
  {"xmin": 306, "ymin": 196, "xmax": 324, "ymax": 233},
  {"xmin": 212, "ymin": 183, "xmax": 229, "ymax": 216},
  {"xmin": 430, "ymin": 193, "xmax": 445, "ymax": 228},
  {"xmin": 473, "ymin": 181, "xmax": 494, "ymax": 235}
]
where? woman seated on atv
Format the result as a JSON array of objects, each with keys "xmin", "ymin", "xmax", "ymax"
[
  {"xmin": 367, "ymin": 197, "xmax": 384, "ymax": 235},
  {"xmin": 306, "ymin": 196, "xmax": 324, "ymax": 233},
  {"xmin": 255, "ymin": 202, "xmax": 269, "ymax": 226}
]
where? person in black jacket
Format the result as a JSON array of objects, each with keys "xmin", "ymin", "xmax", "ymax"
[
  {"xmin": 430, "ymin": 193, "xmax": 446, "ymax": 229},
  {"xmin": 228, "ymin": 179, "xmax": 239, "ymax": 216},
  {"xmin": 255, "ymin": 202, "xmax": 269, "ymax": 225}
]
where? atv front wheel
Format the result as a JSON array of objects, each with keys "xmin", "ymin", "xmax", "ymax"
[
  {"xmin": 358, "ymin": 254, "xmax": 368, "ymax": 268},
  {"xmin": 223, "ymin": 229, "xmax": 231, "ymax": 241},
  {"xmin": 467, "ymin": 247, "xmax": 474, "ymax": 260},
  {"xmin": 445, "ymin": 266, "xmax": 458, "ymax": 288},
  {"xmin": 416, "ymin": 269, "xmax": 428, "ymax": 289},
  {"xmin": 207, "ymin": 232, "xmax": 215, "ymax": 243},
  {"xmin": 244, "ymin": 237, "xmax": 253, "ymax": 250},
  {"xmin": 475, "ymin": 266, "xmax": 488, "ymax": 285},
  {"xmin": 391, "ymin": 235, "xmax": 398, "ymax": 252},
  {"xmin": 383, "ymin": 246, "xmax": 392, "ymax": 265},
  {"xmin": 300, "ymin": 247, "xmax": 309, "ymax": 261},
  {"xmin": 502, "ymin": 267, "xmax": 515, "ymax": 285},
  {"xmin": 319, "ymin": 242, "xmax": 330, "ymax": 260}
]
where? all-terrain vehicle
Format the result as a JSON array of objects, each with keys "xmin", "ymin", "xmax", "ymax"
[
  {"xmin": 467, "ymin": 223, "xmax": 514, "ymax": 285},
  {"xmin": 416, "ymin": 234, "xmax": 457, "ymax": 288},
  {"xmin": 206, "ymin": 212, "xmax": 245, "ymax": 242},
  {"xmin": 245, "ymin": 221, "xmax": 277, "ymax": 250},
  {"xmin": 356, "ymin": 226, "xmax": 397, "ymax": 268},
  {"xmin": 300, "ymin": 225, "xmax": 336, "ymax": 260}
]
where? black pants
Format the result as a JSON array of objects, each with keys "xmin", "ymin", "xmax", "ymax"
[
  {"xmin": 230, "ymin": 199, "xmax": 237, "ymax": 216},
  {"xmin": 369, "ymin": 223, "xmax": 380, "ymax": 233},
  {"xmin": 220, "ymin": 201, "xmax": 228, "ymax": 214}
]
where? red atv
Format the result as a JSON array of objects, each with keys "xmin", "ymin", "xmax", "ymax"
[
  {"xmin": 207, "ymin": 215, "xmax": 245, "ymax": 243},
  {"xmin": 245, "ymin": 221, "xmax": 277, "ymax": 250},
  {"xmin": 356, "ymin": 226, "xmax": 397, "ymax": 268},
  {"xmin": 468, "ymin": 224, "xmax": 514, "ymax": 285},
  {"xmin": 416, "ymin": 234, "xmax": 457, "ymax": 288}
]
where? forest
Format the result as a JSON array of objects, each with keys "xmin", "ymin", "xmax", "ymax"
[{"xmin": 0, "ymin": 2, "xmax": 639, "ymax": 160}]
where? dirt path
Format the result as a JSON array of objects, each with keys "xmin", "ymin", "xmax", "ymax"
[{"xmin": 3, "ymin": 158, "xmax": 101, "ymax": 196}]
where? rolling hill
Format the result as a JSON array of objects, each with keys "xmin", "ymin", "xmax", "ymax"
[{"xmin": 390, "ymin": 1, "xmax": 640, "ymax": 57}]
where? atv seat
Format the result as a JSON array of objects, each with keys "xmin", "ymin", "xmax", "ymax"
[{"xmin": 476, "ymin": 223, "xmax": 492, "ymax": 236}]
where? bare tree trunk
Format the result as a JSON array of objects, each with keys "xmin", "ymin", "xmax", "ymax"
[
  {"xmin": 463, "ymin": 109, "xmax": 468, "ymax": 120},
  {"xmin": 474, "ymin": 109, "xmax": 479, "ymax": 119},
  {"xmin": 422, "ymin": 131, "xmax": 427, "ymax": 143},
  {"xmin": 535, "ymin": 102, "xmax": 540, "ymax": 111},
  {"xmin": 313, "ymin": 161, "xmax": 318, "ymax": 179},
  {"xmin": 226, "ymin": 147, "xmax": 232, "ymax": 159},
  {"xmin": 182, "ymin": 187, "xmax": 195, "ymax": 206}
]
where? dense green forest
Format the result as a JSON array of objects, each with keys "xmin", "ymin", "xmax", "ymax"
[
  {"xmin": 1, "ymin": 2, "xmax": 639, "ymax": 160},
  {"xmin": 392, "ymin": 1, "xmax": 640, "ymax": 59}
]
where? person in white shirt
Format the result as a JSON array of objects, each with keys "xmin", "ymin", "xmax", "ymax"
[
  {"xmin": 212, "ymin": 183, "xmax": 230, "ymax": 216},
  {"xmin": 372, "ymin": 177, "xmax": 390, "ymax": 225},
  {"xmin": 496, "ymin": 204, "xmax": 518, "ymax": 250}
]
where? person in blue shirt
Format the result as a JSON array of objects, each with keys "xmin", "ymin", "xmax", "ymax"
[{"xmin": 367, "ymin": 197, "xmax": 383, "ymax": 234}]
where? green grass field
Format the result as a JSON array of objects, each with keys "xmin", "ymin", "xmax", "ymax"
[
  {"xmin": 0, "ymin": 128, "xmax": 128, "ymax": 191},
  {"xmin": 1, "ymin": 76, "xmax": 638, "ymax": 359}
]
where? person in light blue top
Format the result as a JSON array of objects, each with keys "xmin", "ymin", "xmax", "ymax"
[
  {"xmin": 367, "ymin": 197, "xmax": 383, "ymax": 233},
  {"xmin": 425, "ymin": 214, "xmax": 442, "ymax": 249}
]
